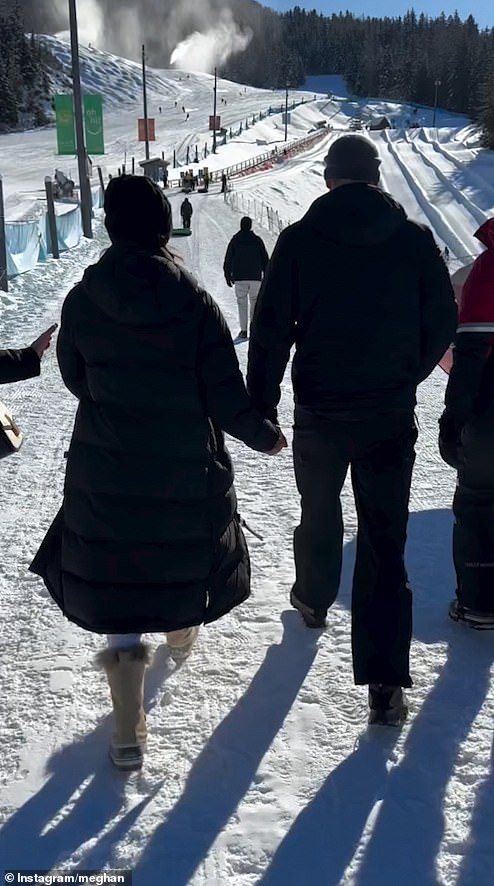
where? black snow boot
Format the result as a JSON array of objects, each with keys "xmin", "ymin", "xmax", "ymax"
[
  {"xmin": 368, "ymin": 684, "xmax": 408, "ymax": 727},
  {"xmin": 448, "ymin": 599, "xmax": 494, "ymax": 630},
  {"xmin": 290, "ymin": 589, "xmax": 327, "ymax": 628}
]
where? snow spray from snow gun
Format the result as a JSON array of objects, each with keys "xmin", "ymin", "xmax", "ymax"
[{"xmin": 170, "ymin": 9, "xmax": 252, "ymax": 73}]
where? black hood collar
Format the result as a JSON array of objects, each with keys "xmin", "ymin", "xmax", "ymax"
[
  {"xmin": 305, "ymin": 183, "xmax": 408, "ymax": 247},
  {"xmin": 80, "ymin": 243, "xmax": 187, "ymax": 326}
]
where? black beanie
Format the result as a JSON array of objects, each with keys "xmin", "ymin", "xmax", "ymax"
[
  {"xmin": 104, "ymin": 174, "xmax": 172, "ymax": 247},
  {"xmin": 324, "ymin": 135, "xmax": 381, "ymax": 184}
]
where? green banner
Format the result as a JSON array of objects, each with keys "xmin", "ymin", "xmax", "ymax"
[
  {"xmin": 55, "ymin": 95, "xmax": 76, "ymax": 155},
  {"xmin": 84, "ymin": 94, "xmax": 105, "ymax": 155}
]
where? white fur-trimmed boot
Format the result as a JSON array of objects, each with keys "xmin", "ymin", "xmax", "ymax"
[
  {"xmin": 166, "ymin": 626, "xmax": 199, "ymax": 663},
  {"xmin": 95, "ymin": 642, "xmax": 152, "ymax": 771}
]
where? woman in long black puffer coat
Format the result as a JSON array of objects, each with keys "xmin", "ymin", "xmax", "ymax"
[{"xmin": 30, "ymin": 175, "xmax": 285, "ymax": 770}]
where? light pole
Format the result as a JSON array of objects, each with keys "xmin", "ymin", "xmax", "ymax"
[
  {"xmin": 0, "ymin": 175, "xmax": 8, "ymax": 292},
  {"xmin": 433, "ymin": 79, "xmax": 441, "ymax": 129},
  {"xmin": 142, "ymin": 44, "xmax": 150, "ymax": 161},
  {"xmin": 284, "ymin": 83, "xmax": 289, "ymax": 142},
  {"xmin": 68, "ymin": 0, "xmax": 92, "ymax": 238},
  {"xmin": 212, "ymin": 67, "xmax": 218, "ymax": 154}
]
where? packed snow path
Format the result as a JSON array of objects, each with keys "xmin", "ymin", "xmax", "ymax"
[{"xmin": 0, "ymin": 163, "xmax": 493, "ymax": 886}]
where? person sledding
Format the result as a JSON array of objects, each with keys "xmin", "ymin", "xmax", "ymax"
[{"xmin": 180, "ymin": 197, "xmax": 193, "ymax": 229}]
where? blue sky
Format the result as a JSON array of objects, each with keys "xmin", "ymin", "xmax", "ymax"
[{"xmin": 266, "ymin": 1, "xmax": 493, "ymax": 28}]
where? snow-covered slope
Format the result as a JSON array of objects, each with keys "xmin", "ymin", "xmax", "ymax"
[
  {"xmin": 0, "ymin": 36, "xmax": 481, "ymax": 222},
  {"xmin": 0, "ymin": 41, "xmax": 494, "ymax": 886}
]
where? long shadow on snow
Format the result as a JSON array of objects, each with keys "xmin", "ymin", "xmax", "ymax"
[
  {"xmin": 0, "ymin": 645, "xmax": 173, "ymax": 869},
  {"xmin": 456, "ymin": 725, "xmax": 494, "ymax": 886},
  {"xmin": 131, "ymin": 610, "xmax": 319, "ymax": 886},
  {"xmin": 259, "ymin": 509, "xmax": 494, "ymax": 886}
]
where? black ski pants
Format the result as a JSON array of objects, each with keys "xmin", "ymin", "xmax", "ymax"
[
  {"xmin": 293, "ymin": 407, "xmax": 417, "ymax": 687},
  {"xmin": 454, "ymin": 417, "xmax": 494, "ymax": 613}
]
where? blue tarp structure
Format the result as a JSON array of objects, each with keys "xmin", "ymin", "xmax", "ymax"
[
  {"xmin": 4, "ymin": 186, "xmax": 103, "ymax": 279},
  {"xmin": 6, "ymin": 218, "xmax": 46, "ymax": 277}
]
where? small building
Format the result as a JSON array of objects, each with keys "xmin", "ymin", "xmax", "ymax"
[
  {"xmin": 368, "ymin": 116, "xmax": 391, "ymax": 131},
  {"xmin": 139, "ymin": 158, "xmax": 169, "ymax": 183}
]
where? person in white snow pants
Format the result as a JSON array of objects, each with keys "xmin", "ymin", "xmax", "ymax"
[
  {"xmin": 235, "ymin": 279, "xmax": 262, "ymax": 332},
  {"xmin": 223, "ymin": 217, "xmax": 269, "ymax": 339}
]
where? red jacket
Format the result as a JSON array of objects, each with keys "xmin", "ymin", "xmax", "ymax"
[
  {"xmin": 458, "ymin": 219, "xmax": 494, "ymax": 335},
  {"xmin": 444, "ymin": 219, "xmax": 494, "ymax": 424}
]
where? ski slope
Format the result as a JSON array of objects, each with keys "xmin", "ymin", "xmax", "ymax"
[{"xmin": 0, "ymin": 41, "xmax": 494, "ymax": 886}]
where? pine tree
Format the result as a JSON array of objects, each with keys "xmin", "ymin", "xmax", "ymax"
[
  {"xmin": 479, "ymin": 69, "xmax": 494, "ymax": 148},
  {"xmin": 0, "ymin": 3, "xmax": 51, "ymax": 129}
]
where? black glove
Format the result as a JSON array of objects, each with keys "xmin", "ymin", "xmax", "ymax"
[
  {"xmin": 225, "ymin": 276, "xmax": 233, "ymax": 288},
  {"xmin": 438, "ymin": 411, "xmax": 464, "ymax": 470}
]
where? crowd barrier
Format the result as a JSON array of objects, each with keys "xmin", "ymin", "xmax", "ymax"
[
  {"xmin": 168, "ymin": 127, "xmax": 330, "ymax": 188},
  {"xmin": 223, "ymin": 128, "xmax": 331, "ymax": 235}
]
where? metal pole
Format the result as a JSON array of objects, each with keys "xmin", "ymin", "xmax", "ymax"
[
  {"xmin": 433, "ymin": 79, "xmax": 441, "ymax": 129},
  {"xmin": 44, "ymin": 177, "xmax": 60, "ymax": 259},
  {"xmin": 0, "ymin": 175, "xmax": 8, "ymax": 292},
  {"xmin": 97, "ymin": 165, "xmax": 105, "ymax": 195},
  {"xmin": 284, "ymin": 84, "xmax": 288, "ymax": 142},
  {"xmin": 213, "ymin": 67, "xmax": 217, "ymax": 154},
  {"xmin": 142, "ymin": 44, "xmax": 150, "ymax": 160},
  {"xmin": 68, "ymin": 0, "xmax": 93, "ymax": 238}
]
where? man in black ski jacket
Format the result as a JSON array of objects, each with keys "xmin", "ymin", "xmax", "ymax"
[
  {"xmin": 247, "ymin": 135, "xmax": 457, "ymax": 725},
  {"xmin": 223, "ymin": 217, "xmax": 269, "ymax": 340}
]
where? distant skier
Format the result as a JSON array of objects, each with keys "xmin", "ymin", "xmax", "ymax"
[
  {"xmin": 221, "ymin": 172, "xmax": 228, "ymax": 193},
  {"xmin": 439, "ymin": 218, "xmax": 494, "ymax": 629},
  {"xmin": 247, "ymin": 135, "xmax": 457, "ymax": 725},
  {"xmin": 443, "ymin": 245, "xmax": 450, "ymax": 264},
  {"xmin": 223, "ymin": 217, "xmax": 269, "ymax": 340},
  {"xmin": 180, "ymin": 197, "xmax": 193, "ymax": 229}
]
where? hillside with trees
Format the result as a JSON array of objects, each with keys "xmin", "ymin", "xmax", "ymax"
[
  {"xmin": 222, "ymin": 8, "xmax": 494, "ymax": 145},
  {"xmin": 0, "ymin": 4, "xmax": 53, "ymax": 131},
  {"xmin": 2, "ymin": 3, "xmax": 494, "ymax": 146}
]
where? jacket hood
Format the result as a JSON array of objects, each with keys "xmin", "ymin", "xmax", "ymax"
[
  {"xmin": 304, "ymin": 183, "xmax": 408, "ymax": 247},
  {"xmin": 475, "ymin": 218, "xmax": 494, "ymax": 249},
  {"xmin": 80, "ymin": 243, "xmax": 188, "ymax": 326},
  {"xmin": 235, "ymin": 229, "xmax": 257, "ymax": 240}
]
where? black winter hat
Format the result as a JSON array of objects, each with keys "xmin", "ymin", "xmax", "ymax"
[
  {"xmin": 324, "ymin": 136, "xmax": 381, "ymax": 184},
  {"xmin": 104, "ymin": 174, "xmax": 173, "ymax": 247}
]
